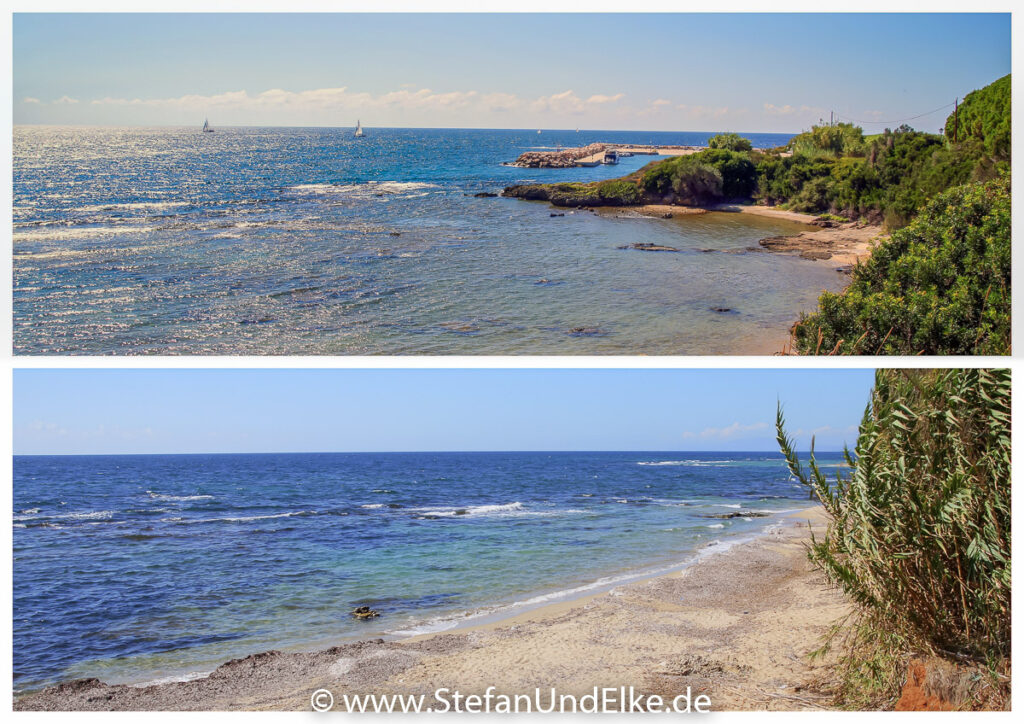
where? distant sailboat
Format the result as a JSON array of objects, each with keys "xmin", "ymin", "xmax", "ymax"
[
  {"xmin": 537, "ymin": 129, "xmax": 542, "ymax": 134},
  {"xmin": 354, "ymin": 120, "xmax": 365, "ymax": 138},
  {"xmin": 202, "ymin": 119, "xmax": 214, "ymax": 133}
]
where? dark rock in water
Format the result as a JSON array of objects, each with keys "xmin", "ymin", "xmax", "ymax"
[
  {"xmin": 836, "ymin": 265, "xmax": 854, "ymax": 275},
  {"xmin": 705, "ymin": 511, "xmax": 770, "ymax": 519},
  {"xmin": 568, "ymin": 326, "xmax": 606, "ymax": 337},
  {"xmin": 617, "ymin": 242, "xmax": 679, "ymax": 252},
  {"xmin": 662, "ymin": 213, "xmax": 673, "ymax": 219},
  {"xmin": 710, "ymin": 307, "xmax": 735, "ymax": 313},
  {"xmin": 351, "ymin": 605, "xmax": 381, "ymax": 620},
  {"xmin": 474, "ymin": 192, "xmax": 498, "ymax": 198},
  {"xmin": 800, "ymin": 250, "xmax": 832, "ymax": 260},
  {"xmin": 389, "ymin": 231, "xmax": 401, "ymax": 236},
  {"xmin": 550, "ymin": 212, "xmax": 565, "ymax": 217},
  {"xmin": 375, "ymin": 193, "xmax": 386, "ymax": 198}
]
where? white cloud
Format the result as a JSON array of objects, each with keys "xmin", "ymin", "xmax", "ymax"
[
  {"xmin": 763, "ymin": 103, "xmax": 823, "ymax": 116},
  {"xmin": 88, "ymin": 85, "xmax": 629, "ymax": 119},
  {"xmin": 53, "ymin": 95, "xmax": 79, "ymax": 105},
  {"xmin": 676, "ymin": 104, "xmax": 740, "ymax": 119},
  {"xmin": 586, "ymin": 93, "xmax": 625, "ymax": 104},
  {"xmin": 791, "ymin": 424, "xmax": 859, "ymax": 437},
  {"xmin": 22, "ymin": 96, "xmax": 41, "ymax": 104},
  {"xmin": 682, "ymin": 421, "xmax": 770, "ymax": 440}
]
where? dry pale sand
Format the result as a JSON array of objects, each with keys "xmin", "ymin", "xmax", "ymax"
[{"xmin": 16, "ymin": 508, "xmax": 850, "ymax": 712}]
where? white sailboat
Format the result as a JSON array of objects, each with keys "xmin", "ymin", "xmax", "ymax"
[
  {"xmin": 354, "ymin": 120, "xmax": 365, "ymax": 138},
  {"xmin": 202, "ymin": 119, "xmax": 214, "ymax": 133}
]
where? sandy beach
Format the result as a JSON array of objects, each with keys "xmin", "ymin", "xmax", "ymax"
[
  {"xmin": 606, "ymin": 203, "xmax": 883, "ymax": 268},
  {"xmin": 16, "ymin": 507, "xmax": 850, "ymax": 712}
]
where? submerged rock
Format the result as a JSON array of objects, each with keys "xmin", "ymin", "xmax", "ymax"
[
  {"xmin": 351, "ymin": 606, "xmax": 381, "ymax": 620},
  {"xmin": 617, "ymin": 242, "xmax": 679, "ymax": 252},
  {"xmin": 704, "ymin": 512, "xmax": 770, "ymax": 519},
  {"xmin": 568, "ymin": 327, "xmax": 606, "ymax": 337},
  {"xmin": 473, "ymin": 192, "xmax": 498, "ymax": 198}
]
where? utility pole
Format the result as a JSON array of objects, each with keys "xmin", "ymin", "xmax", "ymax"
[{"xmin": 953, "ymin": 97, "xmax": 958, "ymax": 143}]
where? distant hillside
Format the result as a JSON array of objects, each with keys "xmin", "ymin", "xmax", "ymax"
[{"xmin": 944, "ymin": 74, "xmax": 1010, "ymax": 160}]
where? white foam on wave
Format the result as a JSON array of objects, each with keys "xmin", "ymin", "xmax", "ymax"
[
  {"xmin": 159, "ymin": 510, "xmax": 315, "ymax": 524},
  {"xmin": 414, "ymin": 501, "xmax": 525, "ymax": 518},
  {"xmin": 13, "ymin": 226, "xmax": 160, "ymax": 243},
  {"xmin": 147, "ymin": 491, "xmax": 214, "ymax": 502},
  {"xmin": 286, "ymin": 181, "xmax": 438, "ymax": 198},
  {"xmin": 637, "ymin": 459, "xmax": 736, "ymax": 467},
  {"xmin": 130, "ymin": 670, "xmax": 212, "ymax": 688},
  {"xmin": 77, "ymin": 201, "xmax": 189, "ymax": 213},
  {"xmin": 360, "ymin": 503, "xmax": 385, "ymax": 509},
  {"xmin": 13, "ymin": 509, "xmax": 115, "ymax": 522}
]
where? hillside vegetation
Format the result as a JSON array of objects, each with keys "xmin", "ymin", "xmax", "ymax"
[
  {"xmin": 793, "ymin": 175, "xmax": 1010, "ymax": 355},
  {"xmin": 777, "ymin": 368, "xmax": 1011, "ymax": 709}
]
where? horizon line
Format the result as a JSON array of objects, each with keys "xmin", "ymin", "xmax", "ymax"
[
  {"xmin": 12, "ymin": 123, "xmax": 803, "ymax": 135},
  {"xmin": 14, "ymin": 449, "xmax": 845, "ymax": 457}
]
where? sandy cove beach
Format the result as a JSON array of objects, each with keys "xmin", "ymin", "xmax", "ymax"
[
  {"xmin": 602, "ymin": 203, "xmax": 883, "ymax": 268},
  {"xmin": 16, "ymin": 507, "xmax": 851, "ymax": 712}
]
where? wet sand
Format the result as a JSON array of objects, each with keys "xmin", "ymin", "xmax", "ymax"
[{"xmin": 16, "ymin": 507, "xmax": 850, "ymax": 711}]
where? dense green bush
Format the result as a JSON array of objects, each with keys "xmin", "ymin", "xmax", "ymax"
[
  {"xmin": 596, "ymin": 179, "xmax": 641, "ymax": 204},
  {"xmin": 694, "ymin": 148, "xmax": 757, "ymax": 198},
  {"xmin": 640, "ymin": 149, "xmax": 753, "ymax": 201},
  {"xmin": 777, "ymin": 368, "xmax": 1011, "ymax": 708},
  {"xmin": 788, "ymin": 122, "xmax": 865, "ymax": 157},
  {"xmin": 944, "ymin": 74, "xmax": 1010, "ymax": 160},
  {"xmin": 793, "ymin": 175, "xmax": 1010, "ymax": 355},
  {"xmin": 707, "ymin": 132, "xmax": 752, "ymax": 152}
]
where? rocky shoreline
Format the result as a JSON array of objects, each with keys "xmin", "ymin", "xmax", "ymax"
[{"xmin": 758, "ymin": 220, "xmax": 882, "ymax": 268}]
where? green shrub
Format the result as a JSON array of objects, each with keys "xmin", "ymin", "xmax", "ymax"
[
  {"xmin": 707, "ymin": 132, "xmax": 753, "ymax": 152},
  {"xmin": 694, "ymin": 148, "xmax": 757, "ymax": 198},
  {"xmin": 596, "ymin": 179, "xmax": 641, "ymax": 204},
  {"xmin": 777, "ymin": 368, "xmax": 1011, "ymax": 708},
  {"xmin": 944, "ymin": 74, "xmax": 1010, "ymax": 160},
  {"xmin": 793, "ymin": 175, "xmax": 1010, "ymax": 355},
  {"xmin": 671, "ymin": 160, "xmax": 723, "ymax": 204},
  {"xmin": 789, "ymin": 122, "xmax": 865, "ymax": 157}
]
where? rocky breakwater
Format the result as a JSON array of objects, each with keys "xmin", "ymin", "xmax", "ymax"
[{"xmin": 507, "ymin": 143, "xmax": 609, "ymax": 168}]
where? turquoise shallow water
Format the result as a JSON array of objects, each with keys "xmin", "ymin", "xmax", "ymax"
[
  {"xmin": 13, "ymin": 127, "xmax": 848, "ymax": 354},
  {"xmin": 12, "ymin": 451, "xmax": 845, "ymax": 692}
]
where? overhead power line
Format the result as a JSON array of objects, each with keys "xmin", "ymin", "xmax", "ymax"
[{"xmin": 835, "ymin": 101, "xmax": 956, "ymax": 126}]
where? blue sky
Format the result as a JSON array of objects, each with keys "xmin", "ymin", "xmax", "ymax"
[
  {"xmin": 13, "ymin": 13, "xmax": 1009, "ymax": 131},
  {"xmin": 13, "ymin": 368, "xmax": 876, "ymax": 455}
]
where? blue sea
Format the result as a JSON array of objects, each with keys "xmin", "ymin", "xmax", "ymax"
[
  {"xmin": 13, "ymin": 127, "xmax": 849, "ymax": 355},
  {"xmin": 11, "ymin": 450, "xmax": 844, "ymax": 692}
]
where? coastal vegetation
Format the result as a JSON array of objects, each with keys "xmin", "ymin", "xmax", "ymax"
[
  {"xmin": 505, "ymin": 75, "xmax": 1008, "ymax": 226},
  {"xmin": 792, "ymin": 175, "xmax": 1010, "ymax": 355},
  {"xmin": 777, "ymin": 368, "xmax": 1011, "ymax": 709},
  {"xmin": 707, "ymin": 132, "xmax": 752, "ymax": 152},
  {"xmin": 502, "ymin": 73, "xmax": 1010, "ymax": 355}
]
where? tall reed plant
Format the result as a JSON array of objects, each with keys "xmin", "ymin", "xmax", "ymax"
[{"xmin": 777, "ymin": 368, "xmax": 1011, "ymax": 707}]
